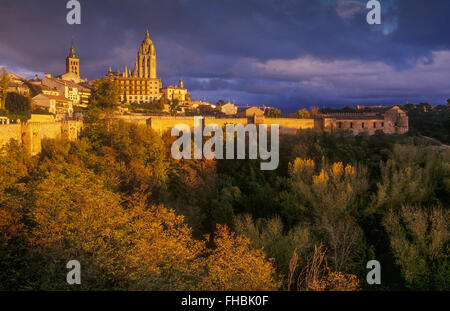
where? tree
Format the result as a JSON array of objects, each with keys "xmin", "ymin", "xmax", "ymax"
[
  {"xmin": 296, "ymin": 244, "xmax": 360, "ymax": 291},
  {"xmin": 372, "ymin": 145, "xmax": 446, "ymax": 213},
  {"xmin": 0, "ymin": 67, "xmax": 10, "ymax": 110},
  {"xmin": 383, "ymin": 205, "xmax": 449, "ymax": 290},
  {"xmin": 5, "ymin": 92, "xmax": 31, "ymax": 120},
  {"xmin": 284, "ymin": 159, "xmax": 367, "ymax": 272},
  {"xmin": 309, "ymin": 106, "xmax": 320, "ymax": 117},
  {"xmin": 151, "ymin": 98, "xmax": 165, "ymax": 111},
  {"xmin": 88, "ymin": 77, "xmax": 120, "ymax": 111},
  {"xmin": 199, "ymin": 225, "xmax": 280, "ymax": 290},
  {"xmin": 264, "ymin": 107, "xmax": 282, "ymax": 118},
  {"xmin": 27, "ymin": 163, "xmax": 206, "ymax": 290},
  {"xmin": 169, "ymin": 99, "xmax": 180, "ymax": 114},
  {"xmin": 447, "ymin": 99, "xmax": 450, "ymax": 106},
  {"xmin": 235, "ymin": 214, "xmax": 311, "ymax": 286},
  {"xmin": 296, "ymin": 108, "xmax": 310, "ymax": 119}
]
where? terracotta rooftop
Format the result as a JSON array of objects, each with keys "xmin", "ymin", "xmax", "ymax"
[{"xmin": 38, "ymin": 94, "xmax": 70, "ymax": 101}]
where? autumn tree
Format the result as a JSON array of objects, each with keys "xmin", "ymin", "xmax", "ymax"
[
  {"xmin": 235, "ymin": 214, "xmax": 311, "ymax": 286},
  {"xmin": 199, "ymin": 225, "xmax": 280, "ymax": 290},
  {"xmin": 283, "ymin": 158, "xmax": 367, "ymax": 272},
  {"xmin": 122, "ymin": 194, "xmax": 206, "ymax": 290},
  {"xmin": 295, "ymin": 244, "xmax": 360, "ymax": 291}
]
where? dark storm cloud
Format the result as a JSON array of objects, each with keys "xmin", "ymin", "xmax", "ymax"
[{"xmin": 0, "ymin": 0, "xmax": 449, "ymax": 111}]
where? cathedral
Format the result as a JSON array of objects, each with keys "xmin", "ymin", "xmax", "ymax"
[{"xmin": 108, "ymin": 30, "xmax": 162, "ymax": 104}]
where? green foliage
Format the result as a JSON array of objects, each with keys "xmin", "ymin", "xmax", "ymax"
[
  {"xmin": 383, "ymin": 205, "xmax": 449, "ymax": 290},
  {"xmin": 296, "ymin": 108, "xmax": 311, "ymax": 119},
  {"xmin": 0, "ymin": 67, "xmax": 9, "ymax": 110},
  {"xmin": 128, "ymin": 99, "xmax": 165, "ymax": 113},
  {"xmin": 235, "ymin": 214, "xmax": 311, "ymax": 286},
  {"xmin": 5, "ymin": 92, "xmax": 31, "ymax": 120},
  {"xmin": 0, "ymin": 114, "xmax": 448, "ymax": 291},
  {"xmin": 88, "ymin": 77, "xmax": 120, "ymax": 110},
  {"xmin": 265, "ymin": 107, "xmax": 282, "ymax": 118},
  {"xmin": 169, "ymin": 99, "xmax": 180, "ymax": 114},
  {"xmin": 399, "ymin": 103, "xmax": 450, "ymax": 144}
]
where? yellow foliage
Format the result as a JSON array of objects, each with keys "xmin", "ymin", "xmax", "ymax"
[
  {"xmin": 289, "ymin": 158, "xmax": 315, "ymax": 175},
  {"xmin": 313, "ymin": 169, "xmax": 329, "ymax": 185},
  {"xmin": 330, "ymin": 162, "xmax": 344, "ymax": 179},
  {"xmin": 199, "ymin": 225, "xmax": 280, "ymax": 291},
  {"xmin": 0, "ymin": 208, "xmax": 23, "ymax": 245},
  {"xmin": 309, "ymin": 268, "xmax": 360, "ymax": 291},
  {"xmin": 300, "ymin": 244, "xmax": 360, "ymax": 291},
  {"xmin": 344, "ymin": 164, "xmax": 355, "ymax": 177}
]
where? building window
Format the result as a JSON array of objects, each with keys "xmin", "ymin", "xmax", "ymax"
[
  {"xmin": 373, "ymin": 122, "xmax": 377, "ymax": 128},
  {"xmin": 381, "ymin": 122, "xmax": 384, "ymax": 127},
  {"xmin": 350, "ymin": 122, "xmax": 353, "ymax": 128},
  {"xmin": 362, "ymin": 122, "xmax": 365, "ymax": 128}
]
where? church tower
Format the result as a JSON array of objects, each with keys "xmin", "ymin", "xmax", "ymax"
[
  {"xmin": 132, "ymin": 30, "xmax": 157, "ymax": 79},
  {"xmin": 66, "ymin": 41, "xmax": 80, "ymax": 78}
]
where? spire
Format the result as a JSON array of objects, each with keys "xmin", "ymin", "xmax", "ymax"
[
  {"xmin": 68, "ymin": 38, "xmax": 77, "ymax": 58},
  {"xmin": 145, "ymin": 29, "xmax": 150, "ymax": 39},
  {"xmin": 178, "ymin": 78, "xmax": 184, "ymax": 89}
]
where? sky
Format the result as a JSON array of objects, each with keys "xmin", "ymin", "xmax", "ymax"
[{"xmin": 0, "ymin": 0, "xmax": 449, "ymax": 111}]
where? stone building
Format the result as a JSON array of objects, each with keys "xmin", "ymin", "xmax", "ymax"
[
  {"xmin": 32, "ymin": 93, "xmax": 73, "ymax": 119},
  {"xmin": 237, "ymin": 106, "xmax": 264, "ymax": 118},
  {"xmin": 108, "ymin": 30, "xmax": 162, "ymax": 104},
  {"xmin": 321, "ymin": 106, "xmax": 409, "ymax": 135},
  {"xmin": 42, "ymin": 75, "xmax": 91, "ymax": 107},
  {"xmin": 218, "ymin": 102, "xmax": 238, "ymax": 115},
  {"xmin": 160, "ymin": 79, "xmax": 190, "ymax": 105},
  {"xmin": 55, "ymin": 42, "xmax": 88, "ymax": 84}
]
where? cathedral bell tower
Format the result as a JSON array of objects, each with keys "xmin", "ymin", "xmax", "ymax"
[
  {"xmin": 66, "ymin": 41, "xmax": 80, "ymax": 78},
  {"xmin": 132, "ymin": 30, "xmax": 157, "ymax": 79}
]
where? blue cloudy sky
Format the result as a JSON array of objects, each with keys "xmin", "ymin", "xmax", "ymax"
[{"xmin": 0, "ymin": 0, "xmax": 449, "ymax": 111}]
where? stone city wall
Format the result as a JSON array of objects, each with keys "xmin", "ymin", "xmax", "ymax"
[{"xmin": 0, "ymin": 120, "xmax": 83, "ymax": 155}]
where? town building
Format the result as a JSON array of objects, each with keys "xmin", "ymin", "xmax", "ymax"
[
  {"xmin": 218, "ymin": 102, "xmax": 238, "ymax": 115},
  {"xmin": 32, "ymin": 93, "xmax": 73, "ymax": 119},
  {"xmin": 108, "ymin": 30, "xmax": 162, "ymax": 104},
  {"xmin": 237, "ymin": 106, "xmax": 264, "ymax": 118},
  {"xmin": 5, "ymin": 73, "xmax": 31, "ymax": 97},
  {"xmin": 321, "ymin": 106, "xmax": 409, "ymax": 135},
  {"xmin": 160, "ymin": 79, "xmax": 190, "ymax": 106},
  {"xmin": 42, "ymin": 75, "xmax": 91, "ymax": 107}
]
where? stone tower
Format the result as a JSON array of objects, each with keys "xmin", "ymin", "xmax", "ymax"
[
  {"xmin": 132, "ymin": 30, "xmax": 157, "ymax": 79},
  {"xmin": 66, "ymin": 41, "xmax": 80, "ymax": 78}
]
